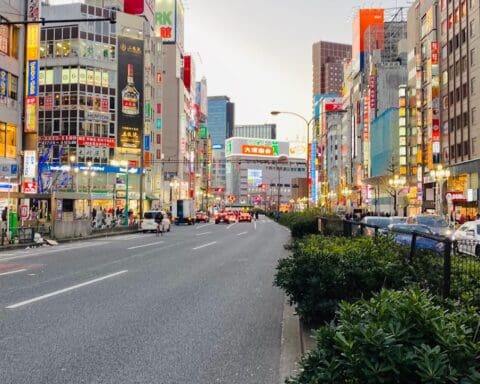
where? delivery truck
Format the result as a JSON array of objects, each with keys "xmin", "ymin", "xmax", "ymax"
[{"xmin": 172, "ymin": 199, "xmax": 195, "ymax": 225}]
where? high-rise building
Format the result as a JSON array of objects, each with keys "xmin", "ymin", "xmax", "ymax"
[
  {"xmin": 233, "ymin": 124, "xmax": 276, "ymax": 140},
  {"xmin": 0, "ymin": 0, "xmax": 23, "ymax": 205},
  {"xmin": 312, "ymin": 41, "xmax": 351, "ymax": 96},
  {"xmin": 440, "ymin": 0, "xmax": 480, "ymax": 216},
  {"xmin": 207, "ymin": 95, "xmax": 234, "ymax": 191}
]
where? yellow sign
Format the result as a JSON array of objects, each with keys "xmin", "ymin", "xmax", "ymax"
[{"xmin": 26, "ymin": 24, "xmax": 39, "ymax": 60}]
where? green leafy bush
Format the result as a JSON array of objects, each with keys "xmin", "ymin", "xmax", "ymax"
[
  {"xmin": 287, "ymin": 289, "xmax": 480, "ymax": 384},
  {"xmin": 277, "ymin": 209, "xmax": 326, "ymax": 238},
  {"xmin": 274, "ymin": 235, "xmax": 444, "ymax": 323}
]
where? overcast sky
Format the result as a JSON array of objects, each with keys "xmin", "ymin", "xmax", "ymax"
[{"xmin": 184, "ymin": 0, "xmax": 411, "ymax": 141}]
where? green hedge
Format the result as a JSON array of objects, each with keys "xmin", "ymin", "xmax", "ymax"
[
  {"xmin": 274, "ymin": 235, "xmax": 444, "ymax": 323},
  {"xmin": 287, "ymin": 289, "xmax": 480, "ymax": 383},
  {"xmin": 277, "ymin": 209, "xmax": 329, "ymax": 238}
]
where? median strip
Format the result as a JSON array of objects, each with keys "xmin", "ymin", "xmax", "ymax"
[
  {"xmin": 192, "ymin": 242, "xmax": 217, "ymax": 250},
  {"xmin": 128, "ymin": 241, "xmax": 164, "ymax": 250},
  {"xmin": 6, "ymin": 270, "xmax": 128, "ymax": 309}
]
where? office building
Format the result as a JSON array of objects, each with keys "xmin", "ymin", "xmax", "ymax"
[
  {"xmin": 312, "ymin": 41, "xmax": 351, "ymax": 96},
  {"xmin": 233, "ymin": 124, "xmax": 276, "ymax": 140}
]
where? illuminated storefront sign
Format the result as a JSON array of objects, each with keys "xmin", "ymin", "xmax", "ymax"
[
  {"xmin": 23, "ymin": 150, "xmax": 37, "ymax": 178},
  {"xmin": 241, "ymin": 145, "xmax": 274, "ymax": 156},
  {"xmin": 24, "ymin": 23, "xmax": 39, "ymax": 133}
]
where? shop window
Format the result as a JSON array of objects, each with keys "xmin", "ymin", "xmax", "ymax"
[{"xmin": 0, "ymin": 123, "xmax": 16, "ymax": 158}]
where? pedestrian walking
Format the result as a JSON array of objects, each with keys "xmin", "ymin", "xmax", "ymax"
[{"xmin": 155, "ymin": 211, "xmax": 164, "ymax": 236}]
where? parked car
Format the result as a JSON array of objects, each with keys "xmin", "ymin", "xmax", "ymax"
[
  {"xmin": 195, "ymin": 211, "xmax": 209, "ymax": 223},
  {"xmin": 238, "ymin": 211, "xmax": 252, "ymax": 222},
  {"xmin": 360, "ymin": 216, "xmax": 395, "ymax": 236},
  {"xmin": 141, "ymin": 211, "xmax": 171, "ymax": 233},
  {"xmin": 410, "ymin": 214, "xmax": 454, "ymax": 238},
  {"xmin": 388, "ymin": 223, "xmax": 445, "ymax": 253},
  {"xmin": 453, "ymin": 220, "xmax": 480, "ymax": 256}
]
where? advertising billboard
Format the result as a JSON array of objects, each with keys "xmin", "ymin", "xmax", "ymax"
[
  {"xmin": 24, "ymin": 23, "xmax": 39, "ymax": 133},
  {"xmin": 225, "ymin": 138, "xmax": 289, "ymax": 158},
  {"xmin": 155, "ymin": 0, "xmax": 177, "ymax": 43},
  {"xmin": 117, "ymin": 36, "xmax": 144, "ymax": 150},
  {"xmin": 247, "ymin": 169, "xmax": 262, "ymax": 188},
  {"xmin": 352, "ymin": 9, "xmax": 384, "ymax": 74}
]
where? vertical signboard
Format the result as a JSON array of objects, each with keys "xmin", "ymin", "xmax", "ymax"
[
  {"xmin": 24, "ymin": 20, "xmax": 40, "ymax": 133},
  {"xmin": 23, "ymin": 150, "xmax": 37, "ymax": 178},
  {"xmin": 117, "ymin": 36, "xmax": 144, "ymax": 150},
  {"xmin": 155, "ymin": 0, "xmax": 176, "ymax": 42},
  {"xmin": 431, "ymin": 40, "xmax": 440, "ymax": 164},
  {"xmin": 310, "ymin": 141, "xmax": 317, "ymax": 205}
]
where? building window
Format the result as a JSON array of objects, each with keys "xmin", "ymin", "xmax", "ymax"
[
  {"xmin": 464, "ymin": 141, "xmax": 470, "ymax": 156},
  {"xmin": 464, "ymin": 111, "xmax": 469, "ymax": 127},
  {"xmin": 0, "ymin": 19, "xmax": 8, "ymax": 55},
  {"xmin": 0, "ymin": 122, "xmax": 16, "ymax": 158},
  {"xmin": 473, "ymin": 137, "xmax": 477, "ymax": 154},
  {"xmin": 8, "ymin": 74, "xmax": 17, "ymax": 100},
  {"xmin": 472, "ymin": 48, "xmax": 476, "ymax": 66},
  {"xmin": 451, "ymin": 145, "xmax": 456, "ymax": 158},
  {"xmin": 472, "ymin": 77, "xmax": 477, "ymax": 95},
  {"xmin": 471, "ymin": 20, "xmax": 475, "ymax": 37},
  {"xmin": 473, "ymin": 107, "xmax": 477, "ymax": 124},
  {"xmin": 458, "ymin": 143, "xmax": 463, "ymax": 157}
]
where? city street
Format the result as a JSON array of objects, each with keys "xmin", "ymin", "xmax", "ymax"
[{"xmin": 0, "ymin": 217, "xmax": 289, "ymax": 384}]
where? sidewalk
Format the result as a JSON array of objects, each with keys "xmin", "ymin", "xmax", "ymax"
[
  {"xmin": 0, "ymin": 226, "xmax": 141, "ymax": 252},
  {"xmin": 279, "ymin": 297, "xmax": 318, "ymax": 384}
]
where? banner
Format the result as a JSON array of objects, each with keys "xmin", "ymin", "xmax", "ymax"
[{"xmin": 117, "ymin": 36, "xmax": 144, "ymax": 150}]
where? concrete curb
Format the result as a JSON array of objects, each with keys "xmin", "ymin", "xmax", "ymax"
[
  {"xmin": 0, "ymin": 229, "xmax": 141, "ymax": 252},
  {"xmin": 278, "ymin": 296, "xmax": 302, "ymax": 384}
]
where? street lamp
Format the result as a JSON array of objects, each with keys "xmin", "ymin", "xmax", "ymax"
[
  {"xmin": 388, "ymin": 175, "xmax": 406, "ymax": 216},
  {"xmin": 112, "ymin": 160, "xmax": 129, "ymax": 225},
  {"xmin": 270, "ymin": 110, "xmax": 316, "ymax": 208},
  {"xmin": 431, "ymin": 165, "xmax": 450, "ymax": 216}
]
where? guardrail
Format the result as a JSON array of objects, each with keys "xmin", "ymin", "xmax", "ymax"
[{"xmin": 318, "ymin": 217, "xmax": 480, "ymax": 303}]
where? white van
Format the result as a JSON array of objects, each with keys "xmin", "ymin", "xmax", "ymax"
[{"xmin": 141, "ymin": 211, "xmax": 171, "ymax": 233}]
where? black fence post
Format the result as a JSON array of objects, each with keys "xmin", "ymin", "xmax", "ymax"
[
  {"xmin": 343, "ymin": 220, "xmax": 352, "ymax": 237},
  {"xmin": 443, "ymin": 239, "xmax": 452, "ymax": 299},
  {"xmin": 409, "ymin": 233, "xmax": 417, "ymax": 262}
]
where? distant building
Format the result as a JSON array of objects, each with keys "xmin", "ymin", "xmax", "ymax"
[
  {"xmin": 233, "ymin": 124, "xmax": 276, "ymax": 140},
  {"xmin": 312, "ymin": 41, "xmax": 351, "ymax": 95},
  {"xmin": 207, "ymin": 96, "xmax": 235, "ymax": 190}
]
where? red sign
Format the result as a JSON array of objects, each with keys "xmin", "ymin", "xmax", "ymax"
[
  {"xmin": 369, "ymin": 75, "xmax": 376, "ymax": 109},
  {"xmin": 23, "ymin": 181, "xmax": 37, "ymax": 194},
  {"xmin": 431, "ymin": 41, "xmax": 439, "ymax": 64},
  {"xmin": 77, "ymin": 136, "xmax": 116, "ymax": 148},
  {"xmin": 324, "ymin": 102, "xmax": 343, "ymax": 112},
  {"xmin": 20, "ymin": 204, "xmax": 29, "ymax": 219},
  {"xmin": 228, "ymin": 194, "xmax": 236, "ymax": 203},
  {"xmin": 101, "ymin": 98, "xmax": 109, "ymax": 112},
  {"xmin": 241, "ymin": 145, "xmax": 274, "ymax": 156}
]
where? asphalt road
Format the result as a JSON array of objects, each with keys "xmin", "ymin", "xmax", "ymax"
[{"xmin": 0, "ymin": 216, "xmax": 289, "ymax": 384}]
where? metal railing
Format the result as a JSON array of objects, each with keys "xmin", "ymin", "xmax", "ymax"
[{"xmin": 318, "ymin": 217, "xmax": 480, "ymax": 304}]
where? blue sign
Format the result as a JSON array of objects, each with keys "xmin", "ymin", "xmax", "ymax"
[
  {"xmin": 310, "ymin": 141, "xmax": 318, "ymax": 205},
  {"xmin": 144, "ymin": 135, "xmax": 150, "ymax": 151},
  {"xmin": 40, "ymin": 163, "xmax": 141, "ymax": 175},
  {"xmin": 212, "ymin": 144, "xmax": 223, "ymax": 150},
  {"xmin": 27, "ymin": 60, "xmax": 39, "ymax": 96},
  {"xmin": 0, "ymin": 69, "xmax": 8, "ymax": 97},
  {"xmin": 10, "ymin": 164, "xmax": 17, "ymax": 175}
]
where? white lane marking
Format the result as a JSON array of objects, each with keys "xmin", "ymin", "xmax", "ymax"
[
  {"xmin": 0, "ymin": 242, "xmax": 112, "ymax": 262},
  {"xmin": 237, "ymin": 232, "xmax": 248, "ymax": 236},
  {"xmin": 226, "ymin": 222, "xmax": 238, "ymax": 230},
  {"xmin": 0, "ymin": 269, "xmax": 27, "ymax": 277},
  {"xmin": 196, "ymin": 232, "xmax": 212, "ymax": 236},
  {"xmin": 6, "ymin": 270, "xmax": 128, "ymax": 309},
  {"xmin": 192, "ymin": 241, "xmax": 217, "ymax": 250},
  {"xmin": 128, "ymin": 241, "xmax": 164, "ymax": 250},
  {"xmin": 196, "ymin": 223, "xmax": 213, "ymax": 230},
  {"xmin": 254, "ymin": 221, "xmax": 257, "ymax": 230}
]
